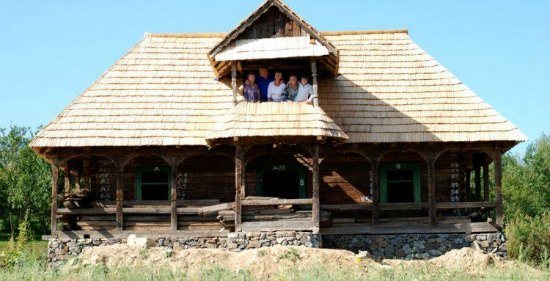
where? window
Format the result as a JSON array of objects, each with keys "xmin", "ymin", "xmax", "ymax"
[
  {"xmin": 135, "ymin": 166, "xmax": 171, "ymax": 201},
  {"xmin": 380, "ymin": 163, "xmax": 420, "ymax": 203}
]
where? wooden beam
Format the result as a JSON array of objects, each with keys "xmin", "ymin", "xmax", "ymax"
[
  {"xmin": 234, "ymin": 145, "xmax": 243, "ymax": 232},
  {"xmin": 465, "ymin": 170, "xmax": 471, "ymax": 201},
  {"xmin": 312, "ymin": 143, "xmax": 320, "ymax": 233},
  {"xmin": 310, "ymin": 58, "xmax": 319, "ymax": 107},
  {"xmin": 494, "ymin": 149, "xmax": 503, "ymax": 226},
  {"xmin": 50, "ymin": 163, "xmax": 59, "ymax": 236},
  {"xmin": 170, "ymin": 158, "xmax": 178, "ymax": 231},
  {"xmin": 370, "ymin": 155, "xmax": 381, "ymax": 224},
  {"xmin": 231, "ymin": 61, "xmax": 237, "ymax": 105},
  {"xmin": 115, "ymin": 162, "xmax": 124, "ymax": 231},
  {"xmin": 474, "ymin": 154, "xmax": 481, "ymax": 201},
  {"xmin": 63, "ymin": 163, "xmax": 70, "ymax": 195},
  {"xmin": 427, "ymin": 152, "xmax": 437, "ymax": 225},
  {"xmin": 435, "ymin": 201, "xmax": 497, "ymax": 210},
  {"xmin": 483, "ymin": 157, "xmax": 489, "ymax": 201},
  {"xmin": 241, "ymin": 198, "xmax": 313, "ymax": 206}
]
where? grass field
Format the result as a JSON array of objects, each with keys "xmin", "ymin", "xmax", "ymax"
[{"xmin": 0, "ymin": 241, "xmax": 548, "ymax": 281}]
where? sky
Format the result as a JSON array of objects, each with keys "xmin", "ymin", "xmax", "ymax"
[{"xmin": 0, "ymin": 0, "xmax": 548, "ymax": 154}]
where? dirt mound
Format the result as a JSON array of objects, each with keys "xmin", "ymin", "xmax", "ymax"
[{"xmin": 66, "ymin": 245, "xmax": 505, "ymax": 279}]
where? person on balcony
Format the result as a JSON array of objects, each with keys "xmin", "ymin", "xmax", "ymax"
[
  {"xmin": 267, "ymin": 72, "xmax": 287, "ymax": 102},
  {"xmin": 256, "ymin": 67, "xmax": 273, "ymax": 102},
  {"xmin": 242, "ymin": 73, "xmax": 260, "ymax": 102},
  {"xmin": 294, "ymin": 76, "xmax": 316, "ymax": 104},
  {"xmin": 283, "ymin": 74, "xmax": 299, "ymax": 101}
]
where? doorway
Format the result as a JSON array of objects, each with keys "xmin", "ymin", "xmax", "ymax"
[{"xmin": 256, "ymin": 164, "xmax": 307, "ymax": 199}]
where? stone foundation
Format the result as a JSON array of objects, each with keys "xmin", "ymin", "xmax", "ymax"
[
  {"xmin": 322, "ymin": 233, "xmax": 507, "ymax": 259},
  {"xmin": 48, "ymin": 231, "xmax": 505, "ymax": 265},
  {"xmin": 47, "ymin": 231, "xmax": 320, "ymax": 265}
]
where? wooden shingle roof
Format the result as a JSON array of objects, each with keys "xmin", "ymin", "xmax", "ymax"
[{"xmin": 30, "ymin": 30, "xmax": 526, "ymax": 148}]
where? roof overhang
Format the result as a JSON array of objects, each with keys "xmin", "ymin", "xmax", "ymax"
[{"xmin": 214, "ymin": 36, "xmax": 329, "ymax": 61}]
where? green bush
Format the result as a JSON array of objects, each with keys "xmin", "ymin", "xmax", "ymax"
[{"xmin": 506, "ymin": 213, "xmax": 550, "ymax": 268}]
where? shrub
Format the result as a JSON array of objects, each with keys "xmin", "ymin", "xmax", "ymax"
[{"xmin": 506, "ymin": 213, "xmax": 550, "ymax": 268}]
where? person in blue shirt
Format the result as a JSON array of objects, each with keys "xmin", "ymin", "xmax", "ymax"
[{"xmin": 256, "ymin": 67, "xmax": 273, "ymax": 102}]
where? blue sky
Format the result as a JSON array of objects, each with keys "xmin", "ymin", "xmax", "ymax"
[{"xmin": 0, "ymin": 0, "xmax": 548, "ymax": 153}]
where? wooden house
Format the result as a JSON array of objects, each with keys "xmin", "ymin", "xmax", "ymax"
[{"xmin": 32, "ymin": 0, "xmax": 525, "ymax": 255}]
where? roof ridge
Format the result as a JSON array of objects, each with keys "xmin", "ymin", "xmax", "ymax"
[{"xmin": 148, "ymin": 29, "xmax": 409, "ymax": 39}]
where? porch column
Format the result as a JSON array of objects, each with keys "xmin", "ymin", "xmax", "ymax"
[
  {"xmin": 63, "ymin": 162, "xmax": 70, "ymax": 195},
  {"xmin": 50, "ymin": 162, "xmax": 59, "ymax": 236},
  {"xmin": 310, "ymin": 58, "xmax": 319, "ymax": 107},
  {"xmin": 483, "ymin": 157, "xmax": 489, "ymax": 201},
  {"xmin": 234, "ymin": 145, "xmax": 244, "ymax": 231},
  {"xmin": 312, "ymin": 143, "xmax": 320, "ymax": 233},
  {"xmin": 115, "ymin": 160, "xmax": 124, "ymax": 231},
  {"xmin": 170, "ymin": 158, "xmax": 178, "ymax": 231},
  {"xmin": 493, "ymin": 149, "xmax": 503, "ymax": 226},
  {"xmin": 82, "ymin": 159, "xmax": 91, "ymax": 192},
  {"xmin": 427, "ymin": 152, "xmax": 437, "ymax": 225},
  {"xmin": 370, "ymin": 155, "xmax": 381, "ymax": 224},
  {"xmin": 231, "ymin": 61, "xmax": 237, "ymax": 105},
  {"xmin": 474, "ymin": 154, "xmax": 481, "ymax": 201},
  {"xmin": 465, "ymin": 170, "xmax": 471, "ymax": 201}
]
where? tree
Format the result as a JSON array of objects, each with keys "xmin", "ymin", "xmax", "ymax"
[{"xmin": 0, "ymin": 126, "xmax": 51, "ymax": 236}]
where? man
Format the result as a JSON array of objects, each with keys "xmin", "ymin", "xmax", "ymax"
[
  {"xmin": 294, "ymin": 76, "xmax": 316, "ymax": 103},
  {"xmin": 256, "ymin": 67, "xmax": 273, "ymax": 102}
]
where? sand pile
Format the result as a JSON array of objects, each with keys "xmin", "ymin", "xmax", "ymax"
[{"xmin": 66, "ymin": 244, "xmax": 505, "ymax": 278}]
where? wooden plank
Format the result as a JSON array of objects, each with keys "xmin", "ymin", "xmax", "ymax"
[
  {"xmin": 320, "ymin": 222, "xmax": 498, "ymax": 235},
  {"xmin": 58, "ymin": 208, "xmax": 116, "ymax": 215},
  {"xmin": 380, "ymin": 202, "xmax": 429, "ymax": 210},
  {"xmin": 310, "ymin": 59, "xmax": 319, "ymax": 107},
  {"xmin": 51, "ymin": 163, "xmax": 59, "ymax": 236},
  {"xmin": 435, "ymin": 202, "xmax": 497, "ymax": 210},
  {"xmin": 241, "ymin": 198, "xmax": 313, "ymax": 206},
  {"xmin": 198, "ymin": 203, "xmax": 233, "ymax": 216},
  {"xmin": 46, "ymin": 229, "xmax": 229, "ymax": 240},
  {"xmin": 241, "ymin": 220, "xmax": 313, "ymax": 232},
  {"xmin": 427, "ymin": 153, "xmax": 436, "ymax": 225},
  {"xmin": 321, "ymin": 203, "xmax": 372, "ymax": 212},
  {"xmin": 312, "ymin": 143, "xmax": 320, "ymax": 233}
]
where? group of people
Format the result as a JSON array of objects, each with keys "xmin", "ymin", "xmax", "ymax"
[{"xmin": 241, "ymin": 67, "xmax": 317, "ymax": 103}]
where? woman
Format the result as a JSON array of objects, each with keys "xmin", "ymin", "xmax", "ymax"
[
  {"xmin": 242, "ymin": 73, "xmax": 260, "ymax": 102},
  {"xmin": 267, "ymin": 72, "xmax": 286, "ymax": 102}
]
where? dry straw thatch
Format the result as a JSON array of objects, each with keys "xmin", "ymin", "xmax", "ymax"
[
  {"xmin": 206, "ymin": 101, "xmax": 349, "ymax": 142},
  {"xmin": 30, "ymin": 30, "xmax": 526, "ymax": 148}
]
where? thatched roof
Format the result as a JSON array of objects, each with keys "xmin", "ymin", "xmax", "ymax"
[
  {"xmin": 30, "ymin": 29, "xmax": 526, "ymax": 148},
  {"xmin": 215, "ymin": 36, "xmax": 329, "ymax": 61},
  {"xmin": 206, "ymin": 102, "xmax": 349, "ymax": 144}
]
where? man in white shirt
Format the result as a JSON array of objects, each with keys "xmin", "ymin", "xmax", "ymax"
[
  {"xmin": 267, "ymin": 72, "xmax": 286, "ymax": 102},
  {"xmin": 294, "ymin": 76, "xmax": 316, "ymax": 103}
]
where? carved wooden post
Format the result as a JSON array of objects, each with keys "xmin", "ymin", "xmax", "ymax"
[
  {"xmin": 483, "ymin": 156, "xmax": 489, "ymax": 201},
  {"xmin": 312, "ymin": 143, "xmax": 320, "ymax": 233},
  {"xmin": 474, "ymin": 154, "xmax": 481, "ymax": 201},
  {"xmin": 493, "ymin": 149, "xmax": 503, "ymax": 226},
  {"xmin": 50, "ymin": 161, "xmax": 59, "ymax": 236},
  {"xmin": 170, "ymin": 157, "xmax": 178, "ymax": 231},
  {"xmin": 465, "ymin": 170, "xmax": 471, "ymax": 201},
  {"xmin": 310, "ymin": 58, "xmax": 319, "ymax": 107},
  {"xmin": 369, "ymin": 155, "xmax": 381, "ymax": 224},
  {"xmin": 234, "ymin": 145, "xmax": 243, "ymax": 231},
  {"xmin": 427, "ymin": 152, "xmax": 437, "ymax": 225},
  {"xmin": 82, "ymin": 159, "xmax": 91, "ymax": 192},
  {"xmin": 115, "ymin": 159, "xmax": 124, "ymax": 231},
  {"xmin": 63, "ymin": 162, "xmax": 71, "ymax": 195},
  {"xmin": 231, "ymin": 61, "xmax": 237, "ymax": 106}
]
